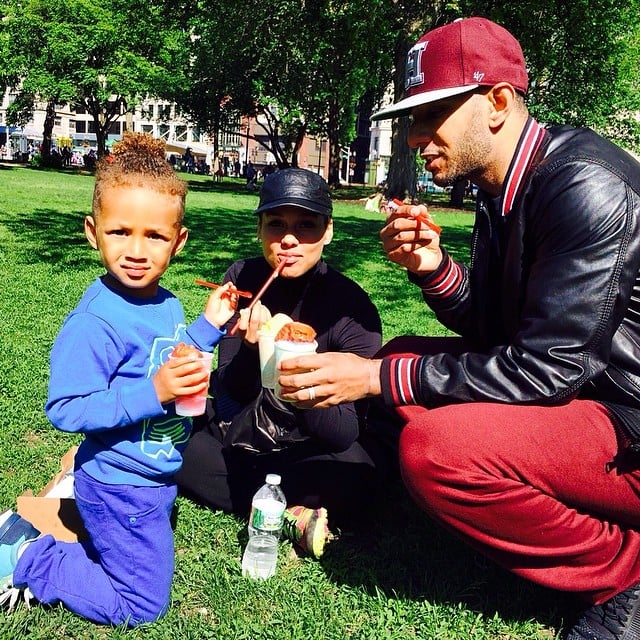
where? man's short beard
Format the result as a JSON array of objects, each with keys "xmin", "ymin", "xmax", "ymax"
[{"xmin": 433, "ymin": 98, "xmax": 491, "ymax": 187}]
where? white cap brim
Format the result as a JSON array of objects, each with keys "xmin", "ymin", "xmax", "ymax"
[{"xmin": 370, "ymin": 84, "xmax": 480, "ymax": 121}]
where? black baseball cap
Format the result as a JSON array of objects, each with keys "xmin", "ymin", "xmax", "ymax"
[{"xmin": 254, "ymin": 168, "xmax": 332, "ymax": 217}]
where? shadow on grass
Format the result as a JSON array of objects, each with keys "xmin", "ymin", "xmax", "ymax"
[
  {"xmin": 5, "ymin": 203, "xmax": 473, "ymax": 297},
  {"xmin": 322, "ymin": 480, "xmax": 577, "ymax": 634}
]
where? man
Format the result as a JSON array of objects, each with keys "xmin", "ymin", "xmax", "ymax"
[{"xmin": 277, "ymin": 17, "xmax": 640, "ymax": 640}]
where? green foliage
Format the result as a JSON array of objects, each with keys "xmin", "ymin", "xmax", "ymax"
[
  {"xmin": 0, "ymin": 0, "xmax": 190, "ymax": 155},
  {"xmin": 0, "ymin": 166, "xmax": 571, "ymax": 639}
]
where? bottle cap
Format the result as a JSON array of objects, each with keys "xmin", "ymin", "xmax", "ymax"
[{"xmin": 265, "ymin": 473, "xmax": 281, "ymax": 485}]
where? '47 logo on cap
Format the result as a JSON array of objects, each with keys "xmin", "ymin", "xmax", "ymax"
[{"xmin": 405, "ymin": 41, "xmax": 427, "ymax": 90}]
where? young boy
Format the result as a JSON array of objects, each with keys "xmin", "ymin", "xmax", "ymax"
[{"xmin": 0, "ymin": 133, "xmax": 237, "ymax": 626}]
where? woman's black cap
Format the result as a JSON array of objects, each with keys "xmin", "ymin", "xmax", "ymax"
[{"xmin": 254, "ymin": 168, "xmax": 332, "ymax": 217}]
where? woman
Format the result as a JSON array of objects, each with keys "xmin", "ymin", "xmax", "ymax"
[{"xmin": 176, "ymin": 168, "xmax": 382, "ymax": 557}]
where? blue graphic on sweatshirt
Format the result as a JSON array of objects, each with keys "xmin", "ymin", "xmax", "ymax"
[
  {"xmin": 141, "ymin": 414, "xmax": 190, "ymax": 459},
  {"xmin": 148, "ymin": 324, "xmax": 188, "ymax": 377}
]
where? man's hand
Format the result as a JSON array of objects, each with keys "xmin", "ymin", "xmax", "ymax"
[
  {"xmin": 276, "ymin": 352, "xmax": 382, "ymax": 408},
  {"xmin": 380, "ymin": 203, "xmax": 443, "ymax": 275}
]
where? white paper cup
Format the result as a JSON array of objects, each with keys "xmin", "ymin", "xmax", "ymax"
[
  {"xmin": 273, "ymin": 340, "xmax": 318, "ymax": 400},
  {"xmin": 257, "ymin": 331, "xmax": 277, "ymax": 389}
]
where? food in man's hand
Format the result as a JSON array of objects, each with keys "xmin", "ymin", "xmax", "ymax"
[
  {"xmin": 275, "ymin": 321, "xmax": 317, "ymax": 343},
  {"xmin": 171, "ymin": 342, "xmax": 202, "ymax": 358},
  {"xmin": 387, "ymin": 198, "xmax": 441, "ymax": 234}
]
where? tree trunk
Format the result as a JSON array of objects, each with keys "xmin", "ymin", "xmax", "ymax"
[
  {"xmin": 386, "ymin": 117, "xmax": 416, "ymax": 200},
  {"xmin": 385, "ymin": 34, "xmax": 416, "ymax": 201},
  {"xmin": 327, "ymin": 99, "xmax": 341, "ymax": 188},
  {"xmin": 449, "ymin": 178, "xmax": 466, "ymax": 208},
  {"xmin": 41, "ymin": 100, "xmax": 56, "ymax": 161}
]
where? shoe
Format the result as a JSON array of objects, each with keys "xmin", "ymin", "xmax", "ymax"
[
  {"xmin": 282, "ymin": 506, "xmax": 330, "ymax": 559},
  {"xmin": 566, "ymin": 583, "xmax": 640, "ymax": 639},
  {"xmin": 0, "ymin": 510, "xmax": 40, "ymax": 598}
]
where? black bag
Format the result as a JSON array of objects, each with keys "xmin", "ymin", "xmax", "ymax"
[{"xmin": 220, "ymin": 387, "xmax": 307, "ymax": 454}]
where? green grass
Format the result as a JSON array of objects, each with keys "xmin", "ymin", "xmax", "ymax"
[{"xmin": 0, "ymin": 166, "xmax": 574, "ymax": 638}]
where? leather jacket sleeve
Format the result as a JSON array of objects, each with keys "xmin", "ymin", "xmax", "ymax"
[{"xmin": 384, "ymin": 128, "xmax": 640, "ymax": 409}]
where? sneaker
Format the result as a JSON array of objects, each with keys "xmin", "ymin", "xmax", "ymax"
[
  {"xmin": 566, "ymin": 583, "xmax": 640, "ymax": 639},
  {"xmin": 282, "ymin": 506, "xmax": 330, "ymax": 559},
  {"xmin": 0, "ymin": 510, "xmax": 40, "ymax": 595}
]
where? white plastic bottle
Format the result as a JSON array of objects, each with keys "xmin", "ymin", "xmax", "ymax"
[
  {"xmin": 247, "ymin": 473, "xmax": 287, "ymax": 538},
  {"xmin": 242, "ymin": 474, "xmax": 286, "ymax": 580}
]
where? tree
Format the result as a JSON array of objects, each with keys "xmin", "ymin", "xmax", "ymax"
[
  {"xmin": 0, "ymin": 0, "xmax": 189, "ymax": 158},
  {"xmin": 177, "ymin": 0, "xmax": 394, "ymax": 185},
  {"xmin": 173, "ymin": 0, "xmax": 255, "ymax": 162},
  {"xmin": 377, "ymin": 0, "xmax": 446, "ymax": 201},
  {"xmin": 297, "ymin": 1, "xmax": 394, "ymax": 187}
]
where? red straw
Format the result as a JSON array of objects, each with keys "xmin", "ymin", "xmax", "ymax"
[
  {"xmin": 228, "ymin": 260, "xmax": 286, "ymax": 335},
  {"xmin": 194, "ymin": 279, "xmax": 253, "ymax": 298},
  {"xmin": 390, "ymin": 198, "xmax": 441, "ymax": 234}
]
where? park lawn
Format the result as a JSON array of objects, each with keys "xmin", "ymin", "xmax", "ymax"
[{"xmin": 0, "ymin": 166, "xmax": 572, "ymax": 639}]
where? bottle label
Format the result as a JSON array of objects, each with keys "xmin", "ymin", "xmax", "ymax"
[{"xmin": 250, "ymin": 498, "xmax": 285, "ymax": 532}]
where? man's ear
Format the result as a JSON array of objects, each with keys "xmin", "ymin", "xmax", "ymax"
[
  {"xmin": 487, "ymin": 83, "xmax": 516, "ymax": 128},
  {"xmin": 172, "ymin": 226, "xmax": 189, "ymax": 256},
  {"xmin": 84, "ymin": 215, "xmax": 98, "ymax": 250}
]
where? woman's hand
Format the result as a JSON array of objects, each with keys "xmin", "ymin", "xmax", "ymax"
[
  {"xmin": 236, "ymin": 301, "xmax": 271, "ymax": 345},
  {"xmin": 380, "ymin": 203, "xmax": 443, "ymax": 275}
]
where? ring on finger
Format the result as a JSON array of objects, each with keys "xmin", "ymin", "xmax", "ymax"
[{"xmin": 308, "ymin": 386, "xmax": 315, "ymax": 401}]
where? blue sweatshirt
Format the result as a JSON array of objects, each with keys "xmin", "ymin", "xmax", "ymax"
[{"xmin": 46, "ymin": 278, "xmax": 224, "ymax": 487}]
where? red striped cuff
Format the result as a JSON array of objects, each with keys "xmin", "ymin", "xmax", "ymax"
[{"xmin": 381, "ymin": 356, "xmax": 421, "ymax": 405}]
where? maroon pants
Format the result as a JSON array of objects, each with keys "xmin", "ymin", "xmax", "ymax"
[{"xmin": 383, "ymin": 336, "xmax": 640, "ymax": 604}]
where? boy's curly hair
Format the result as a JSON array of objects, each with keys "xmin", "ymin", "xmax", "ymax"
[{"xmin": 92, "ymin": 132, "xmax": 187, "ymax": 224}]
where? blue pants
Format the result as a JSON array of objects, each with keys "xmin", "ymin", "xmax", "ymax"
[{"xmin": 14, "ymin": 468, "xmax": 177, "ymax": 626}]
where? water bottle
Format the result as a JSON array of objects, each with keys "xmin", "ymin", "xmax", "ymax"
[
  {"xmin": 247, "ymin": 473, "xmax": 287, "ymax": 538},
  {"xmin": 242, "ymin": 474, "xmax": 286, "ymax": 580}
]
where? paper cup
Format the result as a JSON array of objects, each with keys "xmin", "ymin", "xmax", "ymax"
[
  {"xmin": 273, "ymin": 340, "xmax": 318, "ymax": 400},
  {"xmin": 171, "ymin": 350, "xmax": 213, "ymax": 416},
  {"xmin": 257, "ymin": 331, "xmax": 277, "ymax": 389}
]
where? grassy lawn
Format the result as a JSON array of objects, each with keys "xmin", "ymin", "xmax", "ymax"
[{"xmin": 0, "ymin": 165, "xmax": 574, "ymax": 639}]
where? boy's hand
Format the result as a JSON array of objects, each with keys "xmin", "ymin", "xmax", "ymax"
[
  {"xmin": 204, "ymin": 282, "xmax": 238, "ymax": 328},
  {"xmin": 153, "ymin": 355, "xmax": 210, "ymax": 405}
]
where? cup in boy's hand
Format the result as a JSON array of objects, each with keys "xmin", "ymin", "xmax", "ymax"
[{"xmin": 169, "ymin": 343, "xmax": 213, "ymax": 416}]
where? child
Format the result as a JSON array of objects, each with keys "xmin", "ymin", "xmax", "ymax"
[{"xmin": 0, "ymin": 132, "xmax": 237, "ymax": 625}]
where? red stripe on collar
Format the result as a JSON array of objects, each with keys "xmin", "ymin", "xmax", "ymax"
[{"xmin": 500, "ymin": 118, "xmax": 546, "ymax": 218}]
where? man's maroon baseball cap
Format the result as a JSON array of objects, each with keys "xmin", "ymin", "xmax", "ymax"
[{"xmin": 371, "ymin": 17, "xmax": 528, "ymax": 121}]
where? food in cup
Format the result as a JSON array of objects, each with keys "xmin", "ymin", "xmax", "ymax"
[
  {"xmin": 170, "ymin": 343, "xmax": 213, "ymax": 416},
  {"xmin": 171, "ymin": 342, "xmax": 200, "ymax": 358},
  {"xmin": 273, "ymin": 322, "xmax": 318, "ymax": 400},
  {"xmin": 274, "ymin": 321, "xmax": 317, "ymax": 343}
]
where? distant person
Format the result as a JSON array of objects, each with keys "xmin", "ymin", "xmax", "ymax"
[
  {"xmin": 245, "ymin": 161, "xmax": 257, "ymax": 190},
  {"xmin": 0, "ymin": 132, "xmax": 237, "ymax": 626},
  {"xmin": 275, "ymin": 18, "xmax": 640, "ymax": 640}
]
